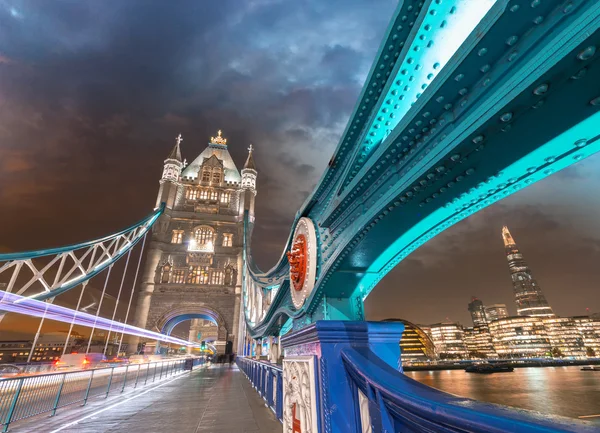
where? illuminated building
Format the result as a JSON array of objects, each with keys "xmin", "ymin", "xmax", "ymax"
[
  {"xmin": 131, "ymin": 131, "xmax": 258, "ymax": 355},
  {"xmin": 384, "ymin": 319, "xmax": 436, "ymax": 364},
  {"xmin": 429, "ymin": 323, "xmax": 468, "ymax": 359},
  {"xmin": 464, "ymin": 326, "xmax": 497, "ymax": 359},
  {"xmin": 468, "ymin": 297, "xmax": 487, "ymax": 326},
  {"xmin": 488, "ymin": 316, "xmax": 551, "ymax": 358},
  {"xmin": 542, "ymin": 317, "xmax": 586, "ymax": 358},
  {"xmin": 502, "ymin": 227, "xmax": 554, "ymax": 317},
  {"xmin": 573, "ymin": 316, "xmax": 600, "ymax": 357},
  {"xmin": 484, "ymin": 304, "xmax": 509, "ymax": 322},
  {"xmin": 0, "ymin": 341, "xmax": 30, "ymax": 363}
]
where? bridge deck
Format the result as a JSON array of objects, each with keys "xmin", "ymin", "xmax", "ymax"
[{"xmin": 12, "ymin": 365, "xmax": 281, "ymax": 433}]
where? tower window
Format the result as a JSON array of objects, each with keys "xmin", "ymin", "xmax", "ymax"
[
  {"xmin": 210, "ymin": 190, "xmax": 218, "ymax": 201},
  {"xmin": 212, "ymin": 168, "xmax": 222, "ymax": 184},
  {"xmin": 211, "ymin": 270, "xmax": 224, "ymax": 285},
  {"xmin": 172, "ymin": 269, "xmax": 185, "ymax": 284},
  {"xmin": 202, "ymin": 169, "xmax": 211, "ymax": 183},
  {"xmin": 223, "ymin": 233, "xmax": 233, "ymax": 247},
  {"xmin": 171, "ymin": 230, "xmax": 184, "ymax": 244},
  {"xmin": 194, "ymin": 227, "xmax": 214, "ymax": 245},
  {"xmin": 186, "ymin": 189, "xmax": 199, "ymax": 200},
  {"xmin": 220, "ymin": 192, "xmax": 230, "ymax": 204}
]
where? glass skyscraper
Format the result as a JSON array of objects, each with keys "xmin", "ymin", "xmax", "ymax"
[{"xmin": 502, "ymin": 226, "xmax": 554, "ymax": 317}]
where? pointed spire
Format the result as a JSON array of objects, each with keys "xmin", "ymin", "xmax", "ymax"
[
  {"xmin": 243, "ymin": 144, "xmax": 256, "ymax": 170},
  {"xmin": 167, "ymin": 134, "xmax": 183, "ymax": 162},
  {"xmin": 502, "ymin": 226, "xmax": 516, "ymax": 247}
]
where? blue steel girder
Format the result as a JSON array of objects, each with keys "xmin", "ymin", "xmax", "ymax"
[
  {"xmin": 0, "ymin": 205, "xmax": 163, "ymax": 301},
  {"xmin": 242, "ymin": 0, "xmax": 600, "ymax": 335},
  {"xmin": 307, "ymin": 0, "xmax": 600, "ymax": 309}
]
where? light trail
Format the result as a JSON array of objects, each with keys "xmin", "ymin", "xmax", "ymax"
[{"xmin": 0, "ymin": 290, "xmax": 200, "ymax": 347}]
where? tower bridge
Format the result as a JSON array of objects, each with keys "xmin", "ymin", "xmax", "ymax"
[{"xmin": 1, "ymin": 0, "xmax": 600, "ymax": 432}]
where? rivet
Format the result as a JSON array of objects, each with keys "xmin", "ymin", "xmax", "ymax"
[
  {"xmin": 500, "ymin": 112, "xmax": 513, "ymax": 122},
  {"xmin": 480, "ymin": 64, "xmax": 490, "ymax": 73},
  {"xmin": 478, "ymin": 48, "xmax": 488, "ymax": 57},
  {"xmin": 578, "ymin": 46, "xmax": 596, "ymax": 61},
  {"xmin": 506, "ymin": 36, "xmax": 518, "ymax": 46},
  {"xmin": 533, "ymin": 83, "xmax": 548, "ymax": 95}
]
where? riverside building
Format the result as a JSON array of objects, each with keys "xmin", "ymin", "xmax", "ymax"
[
  {"xmin": 429, "ymin": 323, "xmax": 468, "ymax": 359},
  {"xmin": 488, "ymin": 316, "xmax": 551, "ymax": 358}
]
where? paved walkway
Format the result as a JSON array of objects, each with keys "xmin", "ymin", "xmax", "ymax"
[{"xmin": 13, "ymin": 365, "xmax": 281, "ymax": 433}]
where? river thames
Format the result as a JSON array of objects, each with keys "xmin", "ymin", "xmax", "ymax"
[{"xmin": 407, "ymin": 366, "xmax": 600, "ymax": 423}]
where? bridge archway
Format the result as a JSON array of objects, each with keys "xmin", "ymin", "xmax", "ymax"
[{"xmin": 155, "ymin": 306, "xmax": 229, "ymax": 353}]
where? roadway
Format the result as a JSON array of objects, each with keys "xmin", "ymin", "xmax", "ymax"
[{"xmin": 9, "ymin": 365, "xmax": 281, "ymax": 432}]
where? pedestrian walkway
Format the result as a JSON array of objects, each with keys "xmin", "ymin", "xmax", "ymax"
[{"xmin": 12, "ymin": 365, "xmax": 281, "ymax": 433}]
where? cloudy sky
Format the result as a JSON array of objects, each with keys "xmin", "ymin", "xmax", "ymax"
[{"xmin": 1, "ymin": 0, "xmax": 599, "ymax": 329}]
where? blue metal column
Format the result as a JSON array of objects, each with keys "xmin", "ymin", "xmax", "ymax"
[{"xmin": 280, "ymin": 321, "xmax": 404, "ymax": 433}]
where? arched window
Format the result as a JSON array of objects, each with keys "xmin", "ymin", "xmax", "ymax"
[
  {"xmin": 194, "ymin": 226, "xmax": 214, "ymax": 245},
  {"xmin": 199, "ymin": 189, "xmax": 209, "ymax": 200},
  {"xmin": 210, "ymin": 190, "xmax": 218, "ymax": 201},
  {"xmin": 222, "ymin": 233, "xmax": 233, "ymax": 247},
  {"xmin": 185, "ymin": 189, "xmax": 198, "ymax": 200},
  {"xmin": 220, "ymin": 192, "xmax": 230, "ymax": 204}
]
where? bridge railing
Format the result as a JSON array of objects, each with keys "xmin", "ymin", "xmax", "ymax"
[
  {"xmin": 0, "ymin": 357, "xmax": 204, "ymax": 432},
  {"xmin": 341, "ymin": 348, "xmax": 598, "ymax": 433},
  {"xmin": 236, "ymin": 357, "xmax": 283, "ymax": 422}
]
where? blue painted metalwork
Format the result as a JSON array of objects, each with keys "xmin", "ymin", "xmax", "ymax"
[
  {"xmin": 236, "ymin": 357, "xmax": 283, "ymax": 422},
  {"xmin": 242, "ymin": 0, "xmax": 600, "ymax": 337},
  {"xmin": 161, "ymin": 313, "xmax": 218, "ymax": 336},
  {"xmin": 0, "ymin": 204, "xmax": 163, "ymax": 301},
  {"xmin": 341, "ymin": 348, "xmax": 598, "ymax": 432}
]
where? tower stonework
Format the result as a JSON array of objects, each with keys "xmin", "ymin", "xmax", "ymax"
[{"xmin": 130, "ymin": 131, "xmax": 257, "ymax": 354}]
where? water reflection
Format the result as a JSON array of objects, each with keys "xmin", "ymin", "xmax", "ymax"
[{"xmin": 406, "ymin": 367, "xmax": 600, "ymax": 421}]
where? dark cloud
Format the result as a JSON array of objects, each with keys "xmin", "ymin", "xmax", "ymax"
[{"xmin": 1, "ymin": 0, "xmax": 600, "ymax": 327}]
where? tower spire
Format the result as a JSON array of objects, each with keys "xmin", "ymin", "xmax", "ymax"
[
  {"xmin": 502, "ymin": 226, "xmax": 554, "ymax": 317},
  {"xmin": 167, "ymin": 134, "xmax": 183, "ymax": 162},
  {"xmin": 244, "ymin": 144, "xmax": 256, "ymax": 170}
]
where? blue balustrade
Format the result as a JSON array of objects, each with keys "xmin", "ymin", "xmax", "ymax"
[
  {"xmin": 341, "ymin": 348, "xmax": 597, "ymax": 433},
  {"xmin": 236, "ymin": 357, "xmax": 283, "ymax": 422}
]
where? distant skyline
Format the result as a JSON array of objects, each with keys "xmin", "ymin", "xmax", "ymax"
[{"xmin": 1, "ymin": 1, "xmax": 600, "ymax": 333}]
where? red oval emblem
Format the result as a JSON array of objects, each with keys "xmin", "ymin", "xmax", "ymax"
[{"xmin": 286, "ymin": 234, "xmax": 307, "ymax": 292}]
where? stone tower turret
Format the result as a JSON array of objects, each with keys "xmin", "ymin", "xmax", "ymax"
[{"xmin": 156, "ymin": 134, "xmax": 184, "ymax": 209}]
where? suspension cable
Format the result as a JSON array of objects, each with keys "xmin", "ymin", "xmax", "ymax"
[
  {"xmin": 61, "ymin": 281, "xmax": 89, "ymax": 356},
  {"xmin": 102, "ymin": 248, "xmax": 132, "ymax": 356},
  {"xmin": 27, "ymin": 299, "xmax": 53, "ymax": 363},
  {"xmin": 116, "ymin": 233, "xmax": 146, "ymax": 356},
  {"xmin": 86, "ymin": 264, "xmax": 113, "ymax": 354}
]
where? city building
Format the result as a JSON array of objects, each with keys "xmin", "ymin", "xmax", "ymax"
[
  {"xmin": 464, "ymin": 325, "xmax": 497, "ymax": 359},
  {"xmin": 130, "ymin": 131, "xmax": 257, "ymax": 355},
  {"xmin": 488, "ymin": 316, "xmax": 551, "ymax": 358},
  {"xmin": 0, "ymin": 341, "xmax": 30, "ymax": 363},
  {"xmin": 468, "ymin": 297, "xmax": 487, "ymax": 326},
  {"xmin": 429, "ymin": 323, "xmax": 468, "ymax": 359},
  {"xmin": 542, "ymin": 317, "xmax": 586, "ymax": 358},
  {"xmin": 484, "ymin": 304, "xmax": 509, "ymax": 322},
  {"xmin": 573, "ymin": 316, "xmax": 600, "ymax": 357},
  {"xmin": 384, "ymin": 319, "xmax": 436, "ymax": 364},
  {"xmin": 502, "ymin": 226, "xmax": 554, "ymax": 317}
]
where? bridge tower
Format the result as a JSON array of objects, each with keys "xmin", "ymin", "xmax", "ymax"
[{"xmin": 129, "ymin": 131, "xmax": 257, "ymax": 355}]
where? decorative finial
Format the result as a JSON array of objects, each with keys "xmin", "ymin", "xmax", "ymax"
[
  {"xmin": 176, "ymin": 133, "xmax": 183, "ymax": 146},
  {"xmin": 183, "ymin": 158, "xmax": 188, "ymax": 168},
  {"xmin": 211, "ymin": 130, "xmax": 227, "ymax": 145},
  {"xmin": 248, "ymin": 144, "xmax": 254, "ymax": 152}
]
